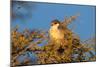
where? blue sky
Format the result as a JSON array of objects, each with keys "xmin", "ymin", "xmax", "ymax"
[{"xmin": 11, "ymin": 1, "xmax": 96, "ymax": 40}]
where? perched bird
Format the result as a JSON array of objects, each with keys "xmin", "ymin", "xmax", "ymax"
[
  {"xmin": 49, "ymin": 14, "xmax": 79, "ymax": 46},
  {"xmin": 49, "ymin": 19, "xmax": 68, "ymax": 45}
]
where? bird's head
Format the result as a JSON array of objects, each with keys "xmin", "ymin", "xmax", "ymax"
[{"xmin": 51, "ymin": 19, "xmax": 60, "ymax": 28}]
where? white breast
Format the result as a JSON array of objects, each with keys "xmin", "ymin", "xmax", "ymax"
[{"xmin": 49, "ymin": 27, "xmax": 64, "ymax": 40}]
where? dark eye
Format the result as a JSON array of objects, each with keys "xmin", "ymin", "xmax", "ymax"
[{"xmin": 54, "ymin": 22, "xmax": 57, "ymax": 24}]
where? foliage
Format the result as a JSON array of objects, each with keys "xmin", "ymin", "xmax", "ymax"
[{"xmin": 11, "ymin": 18, "xmax": 96, "ymax": 67}]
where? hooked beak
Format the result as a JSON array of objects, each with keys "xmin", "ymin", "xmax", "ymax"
[{"xmin": 51, "ymin": 23, "xmax": 54, "ymax": 26}]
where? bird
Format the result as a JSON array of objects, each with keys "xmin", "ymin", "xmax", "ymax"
[
  {"xmin": 49, "ymin": 14, "xmax": 79, "ymax": 46},
  {"xmin": 49, "ymin": 19, "xmax": 69, "ymax": 46}
]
